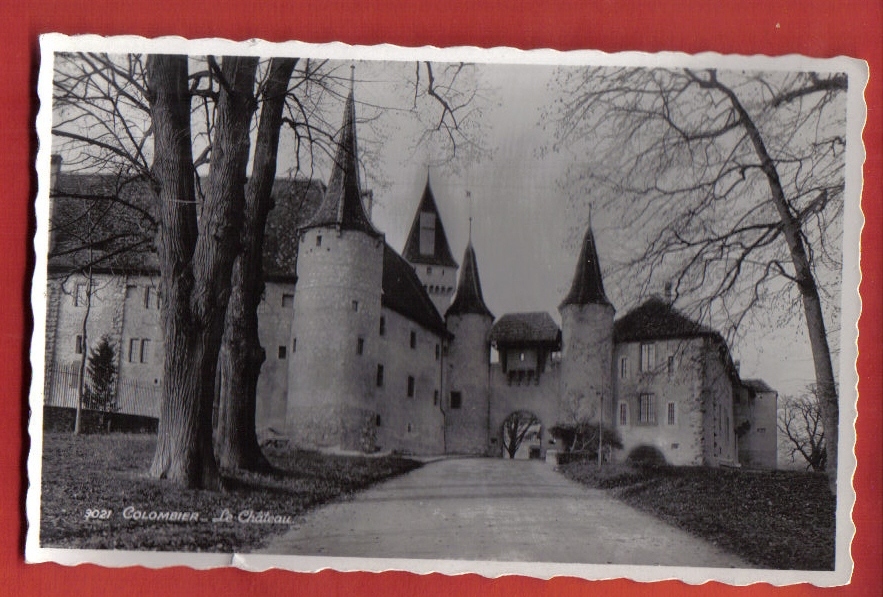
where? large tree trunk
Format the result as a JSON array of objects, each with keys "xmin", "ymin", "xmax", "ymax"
[
  {"xmin": 711, "ymin": 74, "xmax": 839, "ymax": 494},
  {"xmin": 216, "ymin": 57, "xmax": 297, "ymax": 471},
  {"xmin": 148, "ymin": 55, "xmax": 258, "ymax": 489}
]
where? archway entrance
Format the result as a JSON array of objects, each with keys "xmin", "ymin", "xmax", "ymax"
[{"xmin": 501, "ymin": 410, "xmax": 543, "ymax": 460}]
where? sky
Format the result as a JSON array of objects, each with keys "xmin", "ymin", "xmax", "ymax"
[{"xmin": 269, "ymin": 59, "xmax": 848, "ymax": 398}]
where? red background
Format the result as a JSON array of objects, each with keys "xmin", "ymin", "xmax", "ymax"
[{"xmin": 1, "ymin": 1, "xmax": 880, "ymax": 595}]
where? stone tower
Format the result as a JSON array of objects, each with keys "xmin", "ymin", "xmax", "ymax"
[
  {"xmin": 444, "ymin": 240, "xmax": 494, "ymax": 454},
  {"xmin": 402, "ymin": 178, "xmax": 459, "ymax": 316},
  {"xmin": 558, "ymin": 222, "xmax": 615, "ymax": 427},
  {"xmin": 286, "ymin": 83, "xmax": 386, "ymax": 451}
]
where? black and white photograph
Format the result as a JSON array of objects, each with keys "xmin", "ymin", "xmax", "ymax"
[{"xmin": 27, "ymin": 35, "xmax": 864, "ymax": 585}]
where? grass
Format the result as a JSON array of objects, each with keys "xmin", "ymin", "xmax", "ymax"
[
  {"xmin": 39, "ymin": 432, "xmax": 421, "ymax": 552},
  {"xmin": 560, "ymin": 461, "xmax": 836, "ymax": 570}
]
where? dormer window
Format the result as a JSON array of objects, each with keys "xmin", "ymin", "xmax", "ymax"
[{"xmin": 419, "ymin": 212, "xmax": 436, "ymax": 255}]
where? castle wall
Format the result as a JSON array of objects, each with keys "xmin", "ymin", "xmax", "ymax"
[
  {"xmin": 414, "ymin": 264, "xmax": 457, "ymax": 317},
  {"xmin": 734, "ymin": 386, "xmax": 778, "ymax": 469},
  {"xmin": 613, "ymin": 337, "xmax": 706, "ymax": 466},
  {"xmin": 559, "ymin": 304, "xmax": 615, "ymax": 425},
  {"xmin": 444, "ymin": 313, "xmax": 493, "ymax": 454},
  {"xmin": 286, "ymin": 227, "xmax": 385, "ymax": 450},
  {"xmin": 374, "ymin": 307, "xmax": 445, "ymax": 454},
  {"xmin": 488, "ymin": 356, "xmax": 561, "ymax": 459},
  {"xmin": 255, "ymin": 280, "xmax": 296, "ymax": 438},
  {"xmin": 702, "ymin": 339, "xmax": 738, "ymax": 466},
  {"xmin": 117, "ymin": 275, "xmax": 164, "ymax": 389}
]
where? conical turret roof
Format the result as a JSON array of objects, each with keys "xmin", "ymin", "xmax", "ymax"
[
  {"xmin": 304, "ymin": 88, "xmax": 379, "ymax": 235},
  {"xmin": 446, "ymin": 242, "xmax": 493, "ymax": 319},
  {"xmin": 402, "ymin": 178, "xmax": 458, "ymax": 268},
  {"xmin": 560, "ymin": 223, "xmax": 611, "ymax": 307}
]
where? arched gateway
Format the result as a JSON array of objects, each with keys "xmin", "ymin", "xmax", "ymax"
[{"xmin": 501, "ymin": 410, "xmax": 543, "ymax": 460}]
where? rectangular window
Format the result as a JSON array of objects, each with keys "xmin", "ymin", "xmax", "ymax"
[
  {"xmin": 282, "ymin": 293, "xmax": 294, "ymax": 308},
  {"xmin": 278, "ymin": 346, "xmax": 287, "ymax": 359},
  {"xmin": 618, "ymin": 401, "xmax": 629, "ymax": 426},
  {"xmin": 433, "ymin": 390, "xmax": 439, "ymax": 406},
  {"xmin": 375, "ymin": 414, "xmax": 382, "ymax": 427},
  {"xmin": 410, "ymin": 330, "xmax": 416, "ymax": 349},
  {"xmin": 379, "ymin": 316, "xmax": 386, "ymax": 336},
  {"xmin": 357, "ymin": 337, "xmax": 364, "ymax": 355},
  {"xmin": 419, "ymin": 212, "xmax": 436, "ymax": 256},
  {"xmin": 639, "ymin": 393, "xmax": 656, "ymax": 424},
  {"xmin": 128, "ymin": 338, "xmax": 138, "ymax": 363},
  {"xmin": 376, "ymin": 364, "xmax": 384, "ymax": 387},
  {"xmin": 450, "ymin": 391, "xmax": 462, "ymax": 409},
  {"xmin": 144, "ymin": 286, "xmax": 159, "ymax": 309},
  {"xmin": 407, "ymin": 423, "xmax": 412, "ymax": 433},
  {"xmin": 352, "ymin": 300, "xmax": 359, "ymax": 312},
  {"xmin": 316, "ymin": 235, "xmax": 322, "ymax": 247},
  {"xmin": 666, "ymin": 402, "xmax": 676, "ymax": 426},
  {"xmin": 426, "ymin": 266, "xmax": 433, "ymax": 275},
  {"xmin": 407, "ymin": 375, "xmax": 415, "ymax": 398},
  {"xmin": 757, "ymin": 427, "xmax": 766, "ymax": 434},
  {"xmin": 667, "ymin": 355, "xmax": 676, "ymax": 377},
  {"xmin": 619, "ymin": 356, "xmax": 628, "ymax": 379},
  {"xmin": 435, "ymin": 344, "xmax": 440, "ymax": 361},
  {"xmin": 140, "ymin": 339, "xmax": 150, "ymax": 363},
  {"xmin": 292, "ymin": 338, "xmax": 297, "ymax": 352},
  {"xmin": 125, "ymin": 284, "xmax": 138, "ymax": 300},
  {"xmin": 75, "ymin": 335, "xmax": 84, "ymax": 355},
  {"xmin": 640, "ymin": 343, "xmax": 656, "ymax": 372}
]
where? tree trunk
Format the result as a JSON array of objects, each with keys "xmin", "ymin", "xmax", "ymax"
[
  {"xmin": 712, "ymin": 75, "xmax": 839, "ymax": 493},
  {"xmin": 147, "ymin": 55, "xmax": 259, "ymax": 489},
  {"xmin": 216, "ymin": 58, "xmax": 297, "ymax": 472}
]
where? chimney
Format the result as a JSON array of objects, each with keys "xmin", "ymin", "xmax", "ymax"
[
  {"xmin": 664, "ymin": 281, "xmax": 672, "ymax": 304},
  {"xmin": 50, "ymin": 154, "xmax": 62, "ymax": 192}
]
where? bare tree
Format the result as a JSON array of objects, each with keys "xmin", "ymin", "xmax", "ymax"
[
  {"xmin": 501, "ymin": 410, "xmax": 540, "ymax": 459},
  {"xmin": 778, "ymin": 389, "xmax": 827, "ymax": 472},
  {"xmin": 549, "ymin": 67, "xmax": 846, "ymax": 492}
]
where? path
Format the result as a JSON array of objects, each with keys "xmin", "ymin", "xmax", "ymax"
[{"xmin": 261, "ymin": 458, "xmax": 747, "ymax": 566}]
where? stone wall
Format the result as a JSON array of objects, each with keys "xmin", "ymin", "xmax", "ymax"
[
  {"xmin": 255, "ymin": 280, "xmax": 296, "ymax": 438},
  {"xmin": 559, "ymin": 303, "xmax": 615, "ymax": 426},
  {"xmin": 444, "ymin": 313, "xmax": 493, "ymax": 454}
]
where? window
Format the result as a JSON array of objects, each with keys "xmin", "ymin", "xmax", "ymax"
[
  {"xmin": 376, "ymin": 364, "xmax": 384, "ymax": 387},
  {"xmin": 435, "ymin": 344, "xmax": 440, "ymax": 361},
  {"xmin": 144, "ymin": 286, "xmax": 160, "ymax": 309},
  {"xmin": 519, "ymin": 352, "xmax": 526, "ymax": 362},
  {"xmin": 292, "ymin": 338, "xmax": 297, "ymax": 352},
  {"xmin": 375, "ymin": 414, "xmax": 382, "ymax": 427},
  {"xmin": 379, "ymin": 316, "xmax": 386, "ymax": 336},
  {"xmin": 757, "ymin": 427, "xmax": 766, "ymax": 434},
  {"xmin": 75, "ymin": 335, "xmax": 84, "ymax": 355},
  {"xmin": 433, "ymin": 390, "xmax": 439, "ymax": 406},
  {"xmin": 282, "ymin": 293, "xmax": 294, "ymax": 308},
  {"xmin": 426, "ymin": 266, "xmax": 432, "ymax": 275},
  {"xmin": 278, "ymin": 346, "xmax": 287, "ymax": 359},
  {"xmin": 667, "ymin": 355, "xmax": 676, "ymax": 377},
  {"xmin": 74, "ymin": 283, "xmax": 86, "ymax": 307},
  {"xmin": 407, "ymin": 376, "xmax": 415, "ymax": 398},
  {"xmin": 352, "ymin": 300, "xmax": 359, "ymax": 312},
  {"xmin": 410, "ymin": 330, "xmax": 416, "ymax": 349},
  {"xmin": 639, "ymin": 393, "xmax": 656, "ymax": 424},
  {"xmin": 419, "ymin": 211, "xmax": 436, "ymax": 256},
  {"xmin": 357, "ymin": 337, "xmax": 364, "ymax": 355},
  {"xmin": 618, "ymin": 401, "xmax": 629, "ymax": 426},
  {"xmin": 666, "ymin": 402, "xmax": 677, "ymax": 426},
  {"xmin": 619, "ymin": 356, "xmax": 628, "ymax": 379},
  {"xmin": 316, "ymin": 235, "xmax": 322, "ymax": 247},
  {"xmin": 450, "ymin": 391, "xmax": 462, "ymax": 409},
  {"xmin": 640, "ymin": 343, "xmax": 656, "ymax": 372},
  {"xmin": 407, "ymin": 423, "xmax": 412, "ymax": 433},
  {"xmin": 125, "ymin": 284, "xmax": 138, "ymax": 299},
  {"xmin": 129, "ymin": 338, "xmax": 151, "ymax": 364}
]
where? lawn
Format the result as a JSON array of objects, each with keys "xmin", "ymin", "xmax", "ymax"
[
  {"xmin": 559, "ymin": 461, "xmax": 836, "ymax": 570},
  {"xmin": 39, "ymin": 432, "xmax": 421, "ymax": 552}
]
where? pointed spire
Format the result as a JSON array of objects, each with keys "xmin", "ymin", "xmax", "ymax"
[
  {"xmin": 560, "ymin": 222, "xmax": 611, "ymax": 307},
  {"xmin": 401, "ymin": 176, "xmax": 458, "ymax": 267},
  {"xmin": 446, "ymin": 242, "xmax": 493, "ymax": 319},
  {"xmin": 304, "ymin": 73, "xmax": 379, "ymax": 235}
]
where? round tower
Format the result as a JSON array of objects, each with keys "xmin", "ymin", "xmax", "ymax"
[
  {"xmin": 558, "ymin": 223, "xmax": 615, "ymax": 427},
  {"xmin": 444, "ymin": 242, "xmax": 494, "ymax": 454},
  {"xmin": 286, "ymin": 84, "xmax": 386, "ymax": 451}
]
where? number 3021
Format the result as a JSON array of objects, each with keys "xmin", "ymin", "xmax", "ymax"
[{"xmin": 84, "ymin": 508, "xmax": 112, "ymax": 520}]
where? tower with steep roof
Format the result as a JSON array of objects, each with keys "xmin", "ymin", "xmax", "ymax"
[
  {"xmin": 558, "ymin": 221, "xmax": 616, "ymax": 428},
  {"xmin": 402, "ymin": 177, "xmax": 459, "ymax": 315},
  {"xmin": 286, "ymin": 81, "xmax": 386, "ymax": 451},
  {"xmin": 444, "ymin": 240, "xmax": 495, "ymax": 454}
]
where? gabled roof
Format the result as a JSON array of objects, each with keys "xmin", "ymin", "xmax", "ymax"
[
  {"xmin": 489, "ymin": 312, "xmax": 562, "ymax": 348},
  {"xmin": 303, "ymin": 89, "xmax": 380, "ymax": 236},
  {"xmin": 382, "ymin": 244, "xmax": 451, "ymax": 338},
  {"xmin": 742, "ymin": 379, "xmax": 776, "ymax": 394},
  {"xmin": 401, "ymin": 179, "xmax": 458, "ymax": 268},
  {"xmin": 446, "ymin": 242, "xmax": 493, "ymax": 319},
  {"xmin": 48, "ymin": 173, "xmax": 323, "ymax": 280},
  {"xmin": 560, "ymin": 224, "xmax": 611, "ymax": 308},
  {"xmin": 613, "ymin": 297, "xmax": 718, "ymax": 343}
]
